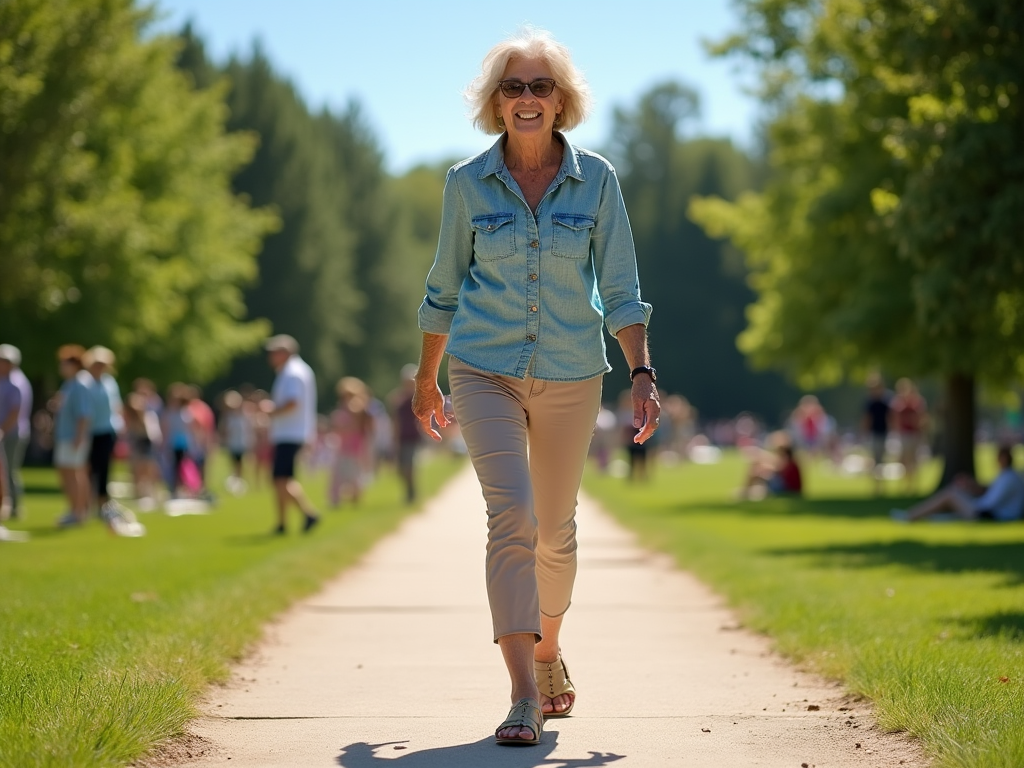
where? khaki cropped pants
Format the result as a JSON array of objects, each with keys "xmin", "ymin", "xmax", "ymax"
[{"xmin": 448, "ymin": 359, "xmax": 603, "ymax": 642}]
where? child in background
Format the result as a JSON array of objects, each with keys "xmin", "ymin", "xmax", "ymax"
[
  {"xmin": 162, "ymin": 383, "xmax": 193, "ymax": 498},
  {"xmin": 53, "ymin": 345, "xmax": 93, "ymax": 526},
  {"xmin": 186, "ymin": 385, "xmax": 215, "ymax": 497},
  {"xmin": 124, "ymin": 392, "xmax": 163, "ymax": 508},
  {"xmin": 740, "ymin": 432, "xmax": 803, "ymax": 500},
  {"xmin": 220, "ymin": 390, "xmax": 253, "ymax": 495},
  {"xmin": 329, "ymin": 377, "xmax": 375, "ymax": 507},
  {"xmin": 250, "ymin": 390, "xmax": 273, "ymax": 489}
]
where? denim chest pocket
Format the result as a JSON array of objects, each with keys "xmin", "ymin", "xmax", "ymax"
[
  {"xmin": 551, "ymin": 214, "xmax": 596, "ymax": 260},
  {"xmin": 471, "ymin": 213, "xmax": 516, "ymax": 261}
]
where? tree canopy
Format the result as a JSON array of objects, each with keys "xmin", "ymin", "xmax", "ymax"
[
  {"xmin": 690, "ymin": 0, "xmax": 1024, "ymax": 476},
  {"xmin": 0, "ymin": 0, "xmax": 275, "ymax": 384},
  {"xmin": 607, "ymin": 82, "xmax": 796, "ymax": 420},
  {"xmin": 177, "ymin": 31, "xmax": 432, "ymax": 401}
]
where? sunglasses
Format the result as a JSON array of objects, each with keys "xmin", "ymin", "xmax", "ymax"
[{"xmin": 497, "ymin": 78, "xmax": 557, "ymax": 99}]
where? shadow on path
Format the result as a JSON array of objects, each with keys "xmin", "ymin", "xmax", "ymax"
[{"xmin": 337, "ymin": 732, "xmax": 625, "ymax": 768}]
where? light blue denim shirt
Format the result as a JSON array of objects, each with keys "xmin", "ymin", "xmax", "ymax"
[
  {"xmin": 418, "ymin": 133, "xmax": 652, "ymax": 382},
  {"xmin": 54, "ymin": 371, "xmax": 93, "ymax": 442},
  {"xmin": 88, "ymin": 372, "xmax": 124, "ymax": 435}
]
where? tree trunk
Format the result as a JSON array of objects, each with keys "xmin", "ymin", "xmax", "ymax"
[{"xmin": 937, "ymin": 373, "xmax": 976, "ymax": 487}]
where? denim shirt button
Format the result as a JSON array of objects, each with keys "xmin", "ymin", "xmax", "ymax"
[
  {"xmin": 529, "ymin": 274, "xmax": 538, "ymax": 281},
  {"xmin": 530, "ymin": 306, "xmax": 538, "ymax": 312},
  {"xmin": 530, "ymin": 240, "xmax": 539, "ymax": 248},
  {"xmin": 527, "ymin": 334, "xmax": 537, "ymax": 342}
]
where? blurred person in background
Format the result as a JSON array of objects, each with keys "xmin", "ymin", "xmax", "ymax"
[
  {"xmin": 162, "ymin": 383, "xmax": 193, "ymax": 498},
  {"xmin": 861, "ymin": 374, "xmax": 892, "ymax": 495},
  {"xmin": 790, "ymin": 395, "xmax": 828, "ymax": 457},
  {"xmin": 220, "ymin": 390, "xmax": 253, "ymax": 495},
  {"xmin": 0, "ymin": 344, "xmax": 31, "ymax": 520},
  {"xmin": 84, "ymin": 346, "xmax": 126, "ymax": 520},
  {"xmin": 893, "ymin": 446, "xmax": 1024, "ymax": 523},
  {"xmin": 329, "ymin": 377, "xmax": 375, "ymax": 508},
  {"xmin": 740, "ymin": 432, "xmax": 803, "ymax": 500},
  {"xmin": 186, "ymin": 385, "xmax": 216, "ymax": 498},
  {"xmin": 131, "ymin": 378, "xmax": 165, "ymax": 504},
  {"xmin": 388, "ymin": 364, "xmax": 422, "ymax": 505},
  {"xmin": 123, "ymin": 392, "xmax": 162, "ymax": 509},
  {"xmin": 265, "ymin": 335, "xmax": 319, "ymax": 534},
  {"xmin": 618, "ymin": 389, "xmax": 650, "ymax": 481},
  {"xmin": 412, "ymin": 29, "xmax": 658, "ymax": 745},
  {"xmin": 53, "ymin": 345, "xmax": 93, "ymax": 526},
  {"xmin": 660, "ymin": 394, "xmax": 696, "ymax": 460},
  {"xmin": 890, "ymin": 377, "xmax": 928, "ymax": 493},
  {"xmin": 590, "ymin": 404, "xmax": 618, "ymax": 473},
  {"xmin": 250, "ymin": 389, "xmax": 274, "ymax": 489},
  {"xmin": 367, "ymin": 392, "xmax": 394, "ymax": 472}
]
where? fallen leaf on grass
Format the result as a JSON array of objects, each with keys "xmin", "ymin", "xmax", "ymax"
[{"xmin": 998, "ymin": 676, "xmax": 1009, "ymax": 683}]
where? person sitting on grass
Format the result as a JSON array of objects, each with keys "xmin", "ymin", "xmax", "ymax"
[
  {"xmin": 892, "ymin": 446, "xmax": 1024, "ymax": 522},
  {"xmin": 740, "ymin": 435, "xmax": 803, "ymax": 500}
]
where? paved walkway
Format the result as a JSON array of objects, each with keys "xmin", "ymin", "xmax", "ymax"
[{"xmin": 178, "ymin": 465, "xmax": 926, "ymax": 767}]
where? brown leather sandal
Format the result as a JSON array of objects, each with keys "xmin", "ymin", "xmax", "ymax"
[
  {"xmin": 495, "ymin": 697, "xmax": 543, "ymax": 745},
  {"xmin": 535, "ymin": 655, "xmax": 576, "ymax": 717}
]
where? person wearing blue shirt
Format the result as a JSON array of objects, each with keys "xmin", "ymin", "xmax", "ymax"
[
  {"xmin": 412, "ymin": 29, "xmax": 660, "ymax": 746},
  {"xmin": 0, "ymin": 344, "xmax": 32, "ymax": 520},
  {"xmin": 53, "ymin": 345, "xmax": 93, "ymax": 527},
  {"xmin": 894, "ymin": 446, "xmax": 1024, "ymax": 522},
  {"xmin": 85, "ymin": 346, "xmax": 125, "ymax": 521}
]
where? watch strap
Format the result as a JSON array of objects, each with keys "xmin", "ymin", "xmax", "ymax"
[{"xmin": 630, "ymin": 365, "xmax": 656, "ymax": 383}]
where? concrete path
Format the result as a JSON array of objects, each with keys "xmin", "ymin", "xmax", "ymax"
[{"xmin": 176, "ymin": 465, "xmax": 926, "ymax": 768}]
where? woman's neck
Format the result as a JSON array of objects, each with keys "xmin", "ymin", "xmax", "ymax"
[{"xmin": 504, "ymin": 133, "xmax": 562, "ymax": 173}]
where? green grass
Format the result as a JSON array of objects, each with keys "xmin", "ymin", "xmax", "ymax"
[
  {"xmin": 0, "ymin": 453, "xmax": 463, "ymax": 768},
  {"xmin": 585, "ymin": 449, "xmax": 1024, "ymax": 768}
]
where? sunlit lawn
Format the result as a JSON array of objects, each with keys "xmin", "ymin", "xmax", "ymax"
[
  {"xmin": 585, "ymin": 447, "xmax": 1024, "ymax": 768},
  {"xmin": 0, "ymin": 452, "xmax": 464, "ymax": 768}
]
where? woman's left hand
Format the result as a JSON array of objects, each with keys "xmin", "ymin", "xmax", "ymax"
[{"xmin": 632, "ymin": 376, "xmax": 660, "ymax": 444}]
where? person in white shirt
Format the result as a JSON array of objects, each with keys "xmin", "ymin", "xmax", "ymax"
[
  {"xmin": 895, "ymin": 447, "xmax": 1024, "ymax": 522},
  {"xmin": 265, "ymin": 335, "xmax": 319, "ymax": 534}
]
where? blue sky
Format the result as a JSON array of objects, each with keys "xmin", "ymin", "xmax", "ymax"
[{"xmin": 152, "ymin": 0, "xmax": 760, "ymax": 173}]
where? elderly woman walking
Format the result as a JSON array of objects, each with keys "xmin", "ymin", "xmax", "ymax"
[{"xmin": 413, "ymin": 28, "xmax": 659, "ymax": 746}]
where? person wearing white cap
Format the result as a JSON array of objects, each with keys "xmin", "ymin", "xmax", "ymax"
[
  {"xmin": 0, "ymin": 344, "xmax": 32, "ymax": 520},
  {"xmin": 264, "ymin": 335, "xmax": 319, "ymax": 534}
]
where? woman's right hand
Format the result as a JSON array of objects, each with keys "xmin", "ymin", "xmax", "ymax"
[{"xmin": 412, "ymin": 381, "xmax": 449, "ymax": 441}]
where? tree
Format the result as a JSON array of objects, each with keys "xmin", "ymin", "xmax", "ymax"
[
  {"xmin": 0, "ymin": 0, "xmax": 274, "ymax": 385},
  {"xmin": 178, "ymin": 32, "xmax": 434, "ymax": 402},
  {"xmin": 690, "ymin": 0, "xmax": 1024, "ymax": 480},
  {"xmin": 325, "ymin": 104, "xmax": 427, "ymax": 396},
  {"xmin": 606, "ymin": 82, "xmax": 797, "ymax": 421}
]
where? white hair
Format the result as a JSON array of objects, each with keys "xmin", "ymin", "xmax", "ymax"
[{"xmin": 465, "ymin": 27, "xmax": 593, "ymax": 135}]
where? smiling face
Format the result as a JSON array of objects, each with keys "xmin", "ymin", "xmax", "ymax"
[{"xmin": 496, "ymin": 57, "xmax": 563, "ymax": 140}]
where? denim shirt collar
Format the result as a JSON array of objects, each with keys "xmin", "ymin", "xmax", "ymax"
[{"xmin": 478, "ymin": 132, "xmax": 586, "ymax": 184}]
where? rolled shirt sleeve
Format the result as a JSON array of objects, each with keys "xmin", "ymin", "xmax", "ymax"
[
  {"xmin": 591, "ymin": 167, "xmax": 653, "ymax": 337},
  {"xmin": 418, "ymin": 168, "xmax": 474, "ymax": 335}
]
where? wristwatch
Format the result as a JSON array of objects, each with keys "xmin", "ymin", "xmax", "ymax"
[{"xmin": 630, "ymin": 365, "xmax": 657, "ymax": 383}]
